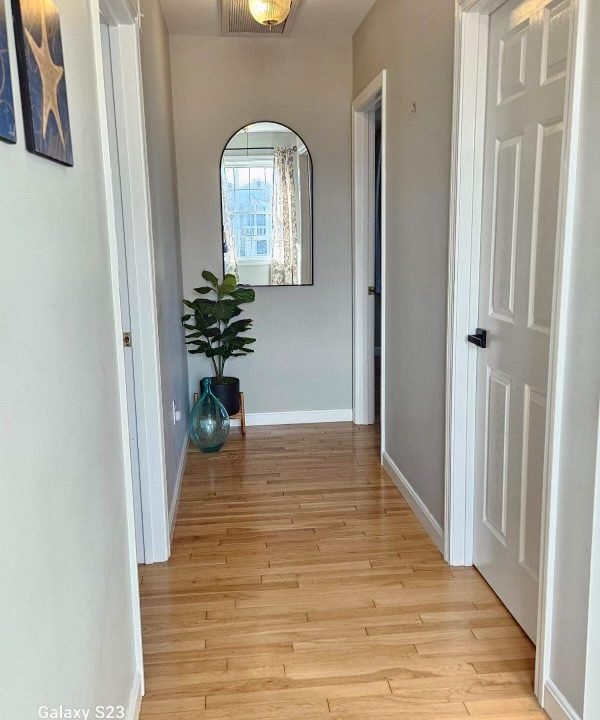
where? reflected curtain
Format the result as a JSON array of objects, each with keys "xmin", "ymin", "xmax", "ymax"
[
  {"xmin": 221, "ymin": 167, "xmax": 239, "ymax": 279},
  {"xmin": 271, "ymin": 148, "xmax": 298, "ymax": 286}
]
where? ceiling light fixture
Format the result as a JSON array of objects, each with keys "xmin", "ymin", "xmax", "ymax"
[{"xmin": 248, "ymin": 0, "xmax": 292, "ymax": 29}]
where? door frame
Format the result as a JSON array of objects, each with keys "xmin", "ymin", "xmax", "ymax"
[
  {"xmin": 352, "ymin": 70, "xmax": 387, "ymax": 444},
  {"xmin": 92, "ymin": 0, "xmax": 170, "ymax": 568},
  {"xmin": 445, "ymin": 0, "xmax": 586, "ymax": 703}
]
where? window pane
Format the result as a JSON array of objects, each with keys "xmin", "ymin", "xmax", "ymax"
[
  {"xmin": 226, "ymin": 163, "xmax": 274, "ymax": 259},
  {"xmin": 235, "ymin": 167, "xmax": 250, "ymax": 187}
]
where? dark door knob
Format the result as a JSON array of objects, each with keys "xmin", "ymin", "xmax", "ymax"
[{"xmin": 468, "ymin": 328, "xmax": 487, "ymax": 348}]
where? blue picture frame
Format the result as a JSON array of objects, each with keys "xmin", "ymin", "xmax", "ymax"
[
  {"xmin": 0, "ymin": 0, "xmax": 16, "ymax": 143},
  {"xmin": 12, "ymin": 0, "xmax": 72, "ymax": 165}
]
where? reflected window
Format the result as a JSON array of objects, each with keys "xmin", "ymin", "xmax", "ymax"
[{"xmin": 223, "ymin": 161, "xmax": 274, "ymax": 259}]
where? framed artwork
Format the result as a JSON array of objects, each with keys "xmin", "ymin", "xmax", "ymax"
[
  {"xmin": 0, "ymin": 0, "xmax": 16, "ymax": 143},
  {"xmin": 12, "ymin": 0, "xmax": 72, "ymax": 165}
]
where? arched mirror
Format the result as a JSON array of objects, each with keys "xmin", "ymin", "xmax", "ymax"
[{"xmin": 220, "ymin": 122, "xmax": 313, "ymax": 287}]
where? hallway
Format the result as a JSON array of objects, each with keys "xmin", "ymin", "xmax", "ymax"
[{"xmin": 139, "ymin": 424, "xmax": 545, "ymax": 719}]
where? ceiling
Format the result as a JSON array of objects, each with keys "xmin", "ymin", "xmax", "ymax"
[{"xmin": 159, "ymin": 0, "xmax": 377, "ymax": 37}]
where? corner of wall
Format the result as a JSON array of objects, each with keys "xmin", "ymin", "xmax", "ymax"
[{"xmin": 382, "ymin": 451, "xmax": 445, "ymax": 553}]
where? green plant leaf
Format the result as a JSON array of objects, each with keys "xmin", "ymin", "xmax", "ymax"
[
  {"xmin": 230, "ymin": 287, "xmax": 256, "ymax": 304},
  {"xmin": 220, "ymin": 320, "xmax": 253, "ymax": 338},
  {"xmin": 202, "ymin": 270, "xmax": 219, "ymax": 287},
  {"xmin": 193, "ymin": 286, "xmax": 213, "ymax": 295},
  {"xmin": 191, "ymin": 299, "xmax": 217, "ymax": 314},
  {"xmin": 220, "ymin": 275, "xmax": 237, "ymax": 295},
  {"xmin": 212, "ymin": 300, "xmax": 242, "ymax": 322},
  {"xmin": 186, "ymin": 340, "xmax": 212, "ymax": 351}
]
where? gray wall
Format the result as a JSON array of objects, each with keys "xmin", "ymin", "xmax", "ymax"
[
  {"xmin": 140, "ymin": 0, "xmax": 189, "ymax": 511},
  {"xmin": 0, "ymin": 1, "xmax": 137, "ymax": 715},
  {"xmin": 548, "ymin": 0, "xmax": 600, "ymax": 714},
  {"xmin": 353, "ymin": 0, "xmax": 455, "ymax": 525},
  {"xmin": 170, "ymin": 35, "xmax": 353, "ymax": 413}
]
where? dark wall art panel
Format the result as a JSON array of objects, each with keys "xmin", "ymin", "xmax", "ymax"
[
  {"xmin": 0, "ymin": 0, "xmax": 16, "ymax": 143},
  {"xmin": 12, "ymin": 0, "xmax": 72, "ymax": 165}
]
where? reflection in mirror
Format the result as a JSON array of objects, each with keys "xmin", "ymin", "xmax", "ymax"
[{"xmin": 220, "ymin": 122, "xmax": 313, "ymax": 287}]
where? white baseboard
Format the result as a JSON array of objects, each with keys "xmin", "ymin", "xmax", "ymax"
[
  {"xmin": 544, "ymin": 680, "xmax": 581, "ymax": 720},
  {"xmin": 382, "ymin": 451, "xmax": 444, "ymax": 553},
  {"xmin": 126, "ymin": 671, "xmax": 143, "ymax": 720},
  {"xmin": 230, "ymin": 409, "xmax": 353, "ymax": 427},
  {"xmin": 169, "ymin": 437, "xmax": 188, "ymax": 540}
]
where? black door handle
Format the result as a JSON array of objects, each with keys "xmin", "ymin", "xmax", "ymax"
[{"xmin": 468, "ymin": 328, "xmax": 487, "ymax": 348}]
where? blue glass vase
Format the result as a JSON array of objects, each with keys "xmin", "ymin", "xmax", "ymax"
[{"xmin": 189, "ymin": 378, "xmax": 230, "ymax": 453}]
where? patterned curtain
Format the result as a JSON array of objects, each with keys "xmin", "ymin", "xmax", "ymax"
[
  {"xmin": 221, "ymin": 167, "xmax": 239, "ymax": 280},
  {"xmin": 271, "ymin": 148, "xmax": 299, "ymax": 285}
]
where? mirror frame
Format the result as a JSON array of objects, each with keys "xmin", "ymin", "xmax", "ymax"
[{"xmin": 219, "ymin": 121, "xmax": 315, "ymax": 288}]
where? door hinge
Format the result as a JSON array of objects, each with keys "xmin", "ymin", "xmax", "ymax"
[
  {"xmin": 368, "ymin": 286, "xmax": 376, "ymax": 296},
  {"xmin": 123, "ymin": 332, "xmax": 132, "ymax": 348}
]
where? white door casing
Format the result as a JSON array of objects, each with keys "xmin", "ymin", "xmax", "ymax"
[
  {"xmin": 472, "ymin": 0, "xmax": 572, "ymax": 642},
  {"xmin": 94, "ymin": 0, "xmax": 170, "ymax": 566},
  {"xmin": 91, "ymin": 0, "xmax": 149, "ymax": 697},
  {"xmin": 100, "ymin": 19, "xmax": 145, "ymax": 563},
  {"xmin": 353, "ymin": 71, "xmax": 387, "ymax": 441}
]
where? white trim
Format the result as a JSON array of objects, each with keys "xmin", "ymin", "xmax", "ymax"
[
  {"xmin": 230, "ymin": 409, "xmax": 353, "ymax": 427},
  {"xmin": 352, "ymin": 70, "xmax": 387, "ymax": 452},
  {"xmin": 96, "ymin": 3, "xmax": 170, "ymax": 564},
  {"xmin": 126, "ymin": 671, "xmax": 143, "ymax": 720},
  {"xmin": 444, "ymin": 2, "xmax": 488, "ymax": 568},
  {"xmin": 169, "ymin": 438, "xmax": 189, "ymax": 540},
  {"xmin": 237, "ymin": 257, "xmax": 272, "ymax": 266},
  {"xmin": 536, "ymin": 0, "xmax": 584, "ymax": 702},
  {"xmin": 446, "ymin": 0, "xmax": 585, "ymax": 707},
  {"xmin": 91, "ymin": 0, "xmax": 144, "ymax": 688},
  {"xmin": 543, "ymin": 680, "xmax": 581, "ymax": 720},
  {"xmin": 382, "ymin": 451, "xmax": 445, "ymax": 553},
  {"xmin": 223, "ymin": 154, "xmax": 274, "ymax": 168}
]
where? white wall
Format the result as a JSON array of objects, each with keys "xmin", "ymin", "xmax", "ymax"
[
  {"xmin": 0, "ymin": 0, "xmax": 138, "ymax": 716},
  {"xmin": 140, "ymin": 0, "xmax": 189, "ymax": 511},
  {"xmin": 353, "ymin": 0, "xmax": 455, "ymax": 525},
  {"xmin": 170, "ymin": 35, "xmax": 353, "ymax": 413},
  {"xmin": 547, "ymin": 1, "xmax": 600, "ymax": 715}
]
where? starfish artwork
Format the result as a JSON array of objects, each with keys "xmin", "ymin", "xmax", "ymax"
[
  {"xmin": 0, "ymin": 0, "xmax": 16, "ymax": 143},
  {"xmin": 12, "ymin": 0, "xmax": 73, "ymax": 164}
]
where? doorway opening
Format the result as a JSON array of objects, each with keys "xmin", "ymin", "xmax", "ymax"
[
  {"xmin": 374, "ymin": 107, "xmax": 383, "ymax": 423},
  {"xmin": 353, "ymin": 71, "xmax": 387, "ymax": 449}
]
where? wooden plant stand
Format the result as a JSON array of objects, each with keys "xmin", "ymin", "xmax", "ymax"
[{"xmin": 230, "ymin": 392, "xmax": 246, "ymax": 436}]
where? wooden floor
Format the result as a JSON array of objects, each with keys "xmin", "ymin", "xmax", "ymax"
[{"xmin": 139, "ymin": 423, "xmax": 546, "ymax": 719}]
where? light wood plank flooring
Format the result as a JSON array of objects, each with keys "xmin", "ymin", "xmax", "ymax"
[{"xmin": 139, "ymin": 423, "xmax": 546, "ymax": 719}]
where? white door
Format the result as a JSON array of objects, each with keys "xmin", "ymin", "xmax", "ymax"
[
  {"xmin": 100, "ymin": 18, "xmax": 145, "ymax": 562},
  {"xmin": 473, "ymin": 0, "xmax": 571, "ymax": 640}
]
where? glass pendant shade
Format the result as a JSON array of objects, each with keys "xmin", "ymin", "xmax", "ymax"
[
  {"xmin": 189, "ymin": 378, "xmax": 230, "ymax": 453},
  {"xmin": 248, "ymin": 0, "xmax": 292, "ymax": 27}
]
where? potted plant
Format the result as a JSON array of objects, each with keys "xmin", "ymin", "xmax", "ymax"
[{"xmin": 182, "ymin": 271, "xmax": 256, "ymax": 416}]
